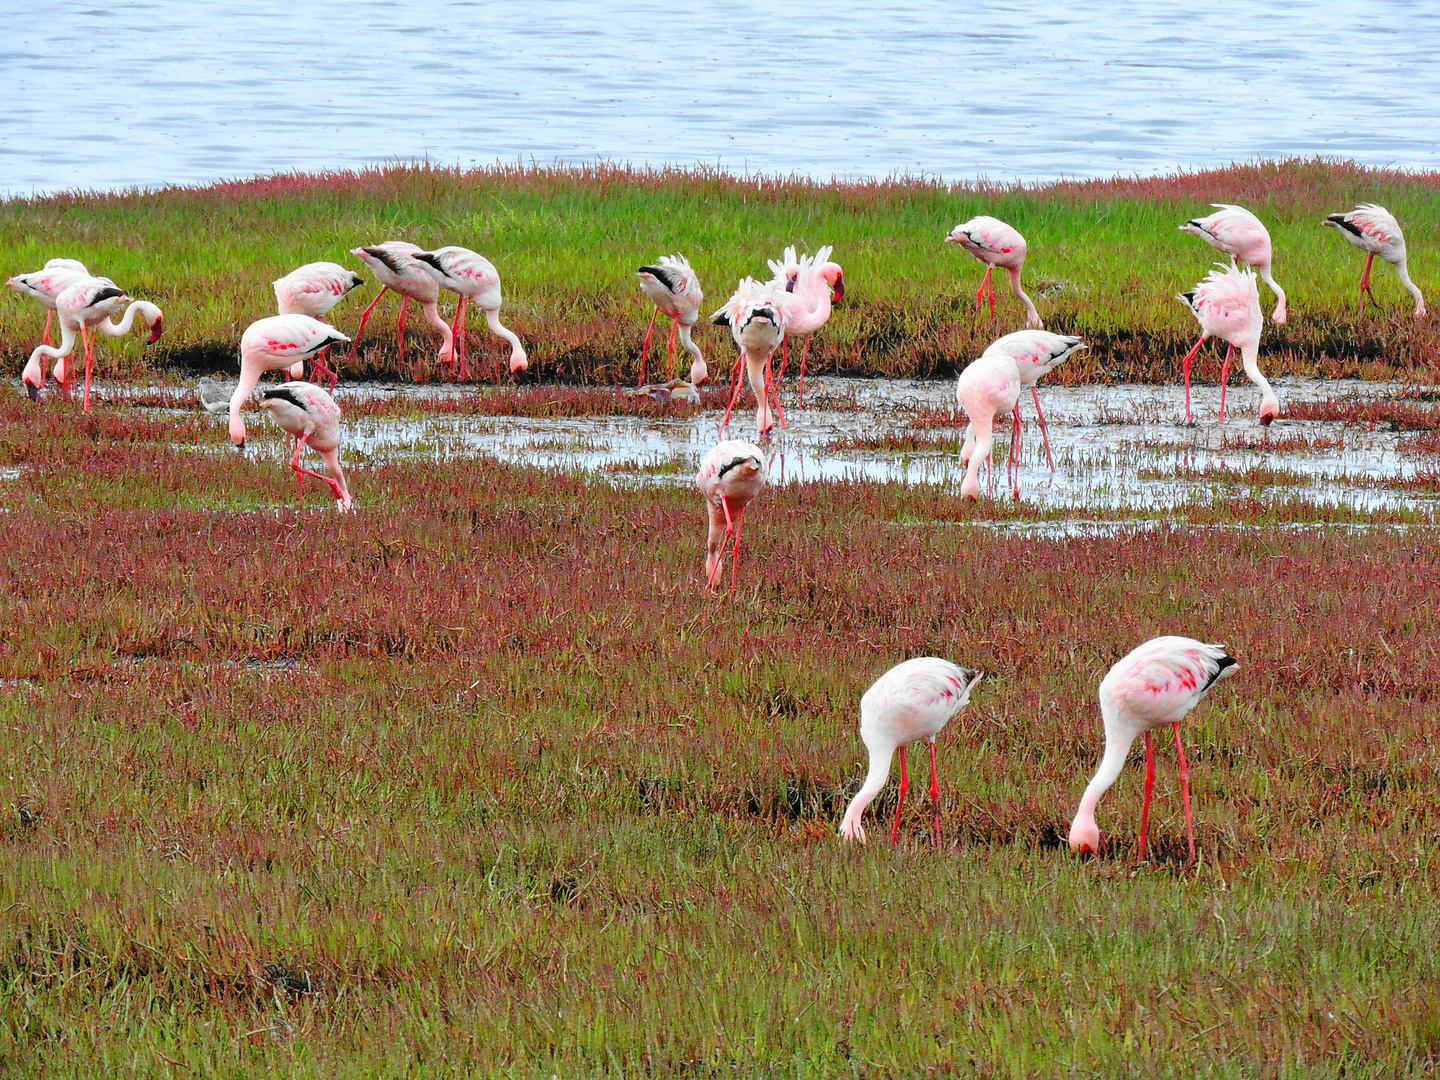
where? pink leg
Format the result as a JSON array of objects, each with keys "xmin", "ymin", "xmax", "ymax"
[
  {"xmin": 1359, "ymin": 253, "xmax": 1375, "ymax": 314},
  {"xmin": 665, "ymin": 318, "xmax": 678, "ymax": 380},
  {"xmin": 290, "ymin": 433, "xmax": 345, "ymax": 503},
  {"xmin": 987, "ymin": 271, "xmax": 997, "ymax": 319},
  {"xmin": 706, "ymin": 496, "xmax": 734, "ymax": 591},
  {"xmin": 308, "ymin": 346, "xmax": 337, "ymax": 389},
  {"xmin": 763, "ymin": 352, "xmax": 787, "ymax": 431},
  {"xmin": 291, "ymin": 437, "xmax": 306, "ymax": 501},
  {"xmin": 396, "ymin": 296, "xmax": 409, "ymax": 367},
  {"xmin": 1010, "ymin": 400, "xmax": 1022, "ymax": 493},
  {"xmin": 83, "ymin": 329, "xmax": 95, "ymax": 413},
  {"xmin": 1137, "ymin": 731, "xmax": 1155, "ymax": 861},
  {"xmin": 927, "ymin": 740, "xmax": 941, "ymax": 842},
  {"xmin": 1031, "ymin": 386, "xmax": 1056, "ymax": 473},
  {"xmin": 797, "ymin": 335, "xmax": 811, "ymax": 406},
  {"xmin": 719, "ymin": 354, "xmax": 746, "ymax": 435},
  {"xmin": 43, "ymin": 310, "xmax": 53, "ymax": 347},
  {"xmin": 889, "ymin": 747, "xmax": 909, "ymax": 846},
  {"xmin": 1217, "ymin": 344, "xmax": 1233, "ymax": 423},
  {"xmin": 638, "ymin": 307, "xmax": 658, "ymax": 387},
  {"xmin": 1179, "ymin": 336, "xmax": 1206, "ymax": 424},
  {"xmin": 347, "ymin": 286, "xmax": 387, "ymax": 365},
  {"xmin": 974, "ymin": 265, "xmax": 993, "ymax": 312},
  {"xmin": 451, "ymin": 296, "xmax": 469, "ymax": 379},
  {"xmin": 777, "ymin": 334, "xmax": 790, "ymax": 383},
  {"xmin": 1173, "ymin": 723, "xmax": 1195, "ymax": 862},
  {"xmin": 728, "ymin": 508, "xmax": 746, "ymax": 598}
]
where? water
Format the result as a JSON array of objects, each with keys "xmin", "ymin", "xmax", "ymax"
[{"xmin": 3, "ymin": 1, "xmax": 1435, "ymax": 196}]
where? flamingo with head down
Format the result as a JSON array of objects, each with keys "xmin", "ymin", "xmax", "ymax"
[
  {"xmin": 957, "ymin": 352, "xmax": 1022, "ymax": 501},
  {"xmin": 637, "ymin": 254, "xmax": 706, "ymax": 387},
  {"xmin": 768, "ymin": 245, "xmax": 843, "ymax": 403},
  {"xmin": 411, "ymin": 246, "xmax": 527, "ymax": 380},
  {"xmin": 981, "ymin": 329, "xmax": 1085, "ymax": 473},
  {"xmin": 273, "ymin": 261, "xmax": 365, "ymax": 384},
  {"xmin": 227, "ymin": 314, "xmax": 350, "ymax": 449},
  {"xmin": 1323, "ymin": 204, "xmax": 1425, "ymax": 318},
  {"xmin": 6, "ymin": 258, "xmax": 89, "ymax": 346},
  {"xmin": 258, "ymin": 381, "xmax": 353, "ymax": 512},
  {"xmin": 946, "ymin": 216, "xmax": 1042, "ymax": 328},
  {"xmin": 347, "ymin": 243, "xmax": 455, "ymax": 376},
  {"xmin": 696, "ymin": 439, "xmax": 767, "ymax": 595},
  {"xmin": 711, "ymin": 278, "xmax": 789, "ymax": 437},
  {"xmin": 22, "ymin": 277, "xmax": 163, "ymax": 410},
  {"xmin": 1176, "ymin": 263, "xmax": 1278, "ymax": 425},
  {"xmin": 1180, "ymin": 204, "xmax": 1287, "ymax": 324}
]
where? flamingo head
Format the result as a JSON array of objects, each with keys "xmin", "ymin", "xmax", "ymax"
[
  {"xmin": 1259, "ymin": 400, "xmax": 1279, "ymax": 426},
  {"xmin": 944, "ymin": 226, "xmax": 965, "ymax": 245},
  {"xmin": 690, "ymin": 358, "xmax": 708, "ymax": 386},
  {"xmin": 227, "ymin": 412, "xmax": 246, "ymax": 450},
  {"xmin": 508, "ymin": 346, "xmax": 528, "ymax": 374},
  {"xmin": 1068, "ymin": 812, "xmax": 1099, "ymax": 856},
  {"xmin": 822, "ymin": 265, "xmax": 845, "ymax": 303},
  {"xmin": 146, "ymin": 314, "xmax": 164, "ymax": 345}
]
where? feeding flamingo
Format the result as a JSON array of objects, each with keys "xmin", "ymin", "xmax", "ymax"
[
  {"xmin": 637, "ymin": 254, "xmax": 706, "ymax": 387},
  {"xmin": 347, "ymin": 243, "xmax": 455, "ymax": 378},
  {"xmin": 768, "ymin": 245, "xmax": 844, "ymax": 404},
  {"xmin": 258, "ymin": 381, "xmax": 353, "ymax": 512},
  {"xmin": 22, "ymin": 277, "xmax": 163, "ymax": 410},
  {"xmin": 957, "ymin": 352, "xmax": 1022, "ymax": 501},
  {"xmin": 273, "ymin": 262, "xmax": 365, "ymax": 384},
  {"xmin": 1068, "ymin": 636, "xmax": 1237, "ymax": 862},
  {"xmin": 838, "ymin": 658, "xmax": 984, "ymax": 845},
  {"xmin": 711, "ymin": 278, "xmax": 790, "ymax": 436},
  {"xmin": 696, "ymin": 439, "xmax": 767, "ymax": 595},
  {"xmin": 411, "ymin": 246, "xmax": 527, "ymax": 379},
  {"xmin": 1176, "ymin": 263, "xmax": 1278, "ymax": 425},
  {"xmin": 228, "ymin": 314, "xmax": 350, "ymax": 449},
  {"xmin": 981, "ymin": 330, "xmax": 1085, "ymax": 473},
  {"xmin": 1180, "ymin": 204, "xmax": 1287, "ymax": 324},
  {"xmin": 1323, "ymin": 204, "xmax": 1426, "ymax": 318},
  {"xmin": 946, "ymin": 216, "xmax": 1042, "ymax": 328},
  {"xmin": 6, "ymin": 258, "xmax": 89, "ymax": 346}
]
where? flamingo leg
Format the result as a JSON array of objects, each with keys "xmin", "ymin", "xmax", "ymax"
[
  {"xmin": 719, "ymin": 353, "xmax": 746, "ymax": 436},
  {"xmin": 728, "ymin": 508, "xmax": 746, "ymax": 598},
  {"xmin": 987, "ymin": 270, "xmax": 997, "ymax": 319},
  {"xmin": 889, "ymin": 746, "xmax": 909, "ymax": 846},
  {"xmin": 638, "ymin": 307, "xmax": 658, "ymax": 388},
  {"xmin": 1010, "ymin": 400, "xmax": 1022, "ymax": 496},
  {"xmin": 1217, "ymin": 344, "xmax": 1234, "ymax": 423},
  {"xmin": 42, "ymin": 310, "xmax": 52, "ymax": 347},
  {"xmin": 1032, "ymin": 386, "xmax": 1056, "ymax": 472},
  {"xmin": 347, "ymin": 286, "xmax": 388, "ymax": 366},
  {"xmin": 291, "ymin": 436, "xmax": 305, "ymax": 501},
  {"xmin": 797, "ymin": 335, "xmax": 811, "ymax": 406},
  {"xmin": 665, "ymin": 317, "xmax": 678, "ymax": 380},
  {"xmin": 1173, "ymin": 722, "xmax": 1195, "ymax": 863},
  {"xmin": 450, "ymin": 296, "xmax": 469, "ymax": 380},
  {"xmin": 927, "ymin": 740, "xmax": 941, "ymax": 843},
  {"xmin": 83, "ymin": 328, "xmax": 95, "ymax": 413},
  {"xmin": 290, "ymin": 433, "xmax": 345, "ymax": 503},
  {"xmin": 1179, "ymin": 336, "xmax": 1206, "ymax": 424},
  {"xmin": 706, "ymin": 496, "xmax": 734, "ymax": 591},
  {"xmin": 763, "ymin": 352, "xmax": 786, "ymax": 431},
  {"xmin": 778, "ymin": 334, "xmax": 790, "ymax": 383},
  {"xmin": 974, "ymin": 265, "xmax": 994, "ymax": 312},
  {"xmin": 1359, "ymin": 253, "xmax": 1375, "ymax": 314},
  {"xmin": 396, "ymin": 295, "xmax": 409, "ymax": 367},
  {"xmin": 308, "ymin": 346, "xmax": 337, "ymax": 390},
  {"xmin": 1137, "ymin": 731, "xmax": 1155, "ymax": 861}
]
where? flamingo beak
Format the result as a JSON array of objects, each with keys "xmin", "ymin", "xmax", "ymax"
[
  {"xmin": 784, "ymin": 278, "xmax": 797, "ymax": 294},
  {"xmin": 831, "ymin": 275, "xmax": 844, "ymax": 302},
  {"xmin": 146, "ymin": 317, "xmax": 164, "ymax": 345}
]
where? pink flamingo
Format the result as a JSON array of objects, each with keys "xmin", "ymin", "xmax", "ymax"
[
  {"xmin": 1069, "ymin": 636, "xmax": 1237, "ymax": 862},
  {"xmin": 982, "ymin": 330, "xmax": 1085, "ymax": 473},
  {"xmin": 411, "ymin": 247, "xmax": 527, "ymax": 379},
  {"xmin": 1324, "ymin": 204, "xmax": 1426, "ymax": 317},
  {"xmin": 1176, "ymin": 264, "xmax": 1278, "ymax": 425},
  {"xmin": 6, "ymin": 258, "xmax": 89, "ymax": 346},
  {"xmin": 1180, "ymin": 204, "xmax": 1287, "ymax": 324},
  {"xmin": 347, "ymin": 243, "xmax": 455, "ymax": 376},
  {"xmin": 838, "ymin": 658, "xmax": 984, "ymax": 845},
  {"xmin": 22, "ymin": 278, "xmax": 163, "ymax": 410},
  {"xmin": 711, "ymin": 278, "xmax": 789, "ymax": 436},
  {"xmin": 637, "ymin": 255, "xmax": 706, "ymax": 387},
  {"xmin": 273, "ymin": 262, "xmax": 365, "ymax": 384},
  {"xmin": 696, "ymin": 440, "xmax": 767, "ymax": 595},
  {"xmin": 768, "ymin": 245, "xmax": 844, "ymax": 403},
  {"xmin": 946, "ymin": 216, "xmax": 1042, "ymax": 328},
  {"xmin": 258, "ymin": 381, "xmax": 353, "ymax": 512},
  {"xmin": 957, "ymin": 352, "xmax": 1022, "ymax": 500},
  {"xmin": 227, "ymin": 314, "xmax": 350, "ymax": 449}
]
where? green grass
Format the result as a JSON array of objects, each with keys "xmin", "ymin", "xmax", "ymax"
[
  {"xmin": 4, "ymin": 158, "xmax": 1440, "ymax": 385},
  {"xmin": 2, "ymin": 397, "xmax": 1440, "ymax": 1076}
]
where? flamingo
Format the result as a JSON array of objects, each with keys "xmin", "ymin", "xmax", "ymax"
[
  {"xmin": 273, "ymin": 262, "xmax": 365, "ymax": 384},
  {"xmin": 957, "ymin": 352, "xmax": 1022, "ymax": 501},
  {"xmin": 981, "ymin": 330, "xmax": 1085, "ymax": 473},
  {"xmin": 637, "ymin": 254, "xmax": 706, "ymax": 387},
  {"xmin": 21, "ymin": 277, "xmax": 163, "ymax": 410},
  {"xmin": 258, "ymin": 381, "xmax": 353, "ymax": 512},
  {"xmin": 1068, "ymin": 636, "xmax": 1238, "ymax": 862},
  {"xmin": 6, "ymin": 258, "xmax": 89, "ymax": 346},
  {"xmin": 1323, "ymin": 204, "xmax": 1426, "ymax": 318},
  {"xmin": 768, "ymin": 245, "xmax": 844, "ymax": 404},
  {"xmin": 411, "ymin": 246, "xmax": 527, "ymax": 379},
  {"xmin": 946, "ymin": 216, "xmax": 1042, "ymax": 328},
  {"xmin": 228, "ymin": 314, "xmax": 350, "ymax": 449},
  {"xmin": 696, "ymin": 440, "xmax": 767, "ymax": 595},
  {"xmin": 1176, "ymin": 264, "xmax": 1278, "ymax": 425},
  {"xmin": 1180, "ymin": 204, "xmax": 1287, "ymax": 324},
  {"xmin": 711, "ymin": 278, "xmax": 789, "ymax": 436},
  {"xmin": 347, "ymin": 243, "xmax": 455, "ymax": 377},
  {"xmin": 838, "ymin": 658, "xmax": 984, "ymax": 845}
]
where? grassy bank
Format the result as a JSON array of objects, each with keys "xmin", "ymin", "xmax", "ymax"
[
  {"xmin": 3, "ymin": 158, "xmax": 1440, "ymax": 385},
  {"xmin": 2, "ymin": 397, "xmax": 1440, "ymax": 1076}
]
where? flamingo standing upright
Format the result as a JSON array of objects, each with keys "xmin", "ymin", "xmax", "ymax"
[
  {"xmin": 273, "ymin": 262, "xmax": 365, "ymax": 384},
  {"xmin": 768, "ymin": 245, "xmax": 844, "ymax": 404},
  {"xmin": 1176, "ymin": 264, "xmax": 1278, "ymax": 425},
  {"xmin": 695, "ymin": 440, "xmax": 767, "ymax": 595},
  {"xmin": 711, "ymin": 278, "xmax": 789, "ymax": 436},
  {"xmin": 946, "ymin": 216, "xmax": 1042, "ymax": 328},
  {"xmin": 6, "ymin": 258, "xmax": 89, "ymax": 346},
  {"xmin": 228, "ymin": 314, "xmax": 350, "ymax": 449},
  {"xmin": 258, "ymin": 381, "xmax": 353, "ymax": 512},
  {"xmin": 1069, "ymin": 636, "xmax": 1238, "ymax": 862},
  {"xmin": 22, "ymin": 277, "xmax": 163, "ymax": 410},
  {"xmin": 981, "ymin": 329, "xmax": 1085, "ymax": 473},
  {"xmin": 347, "ymin": 243, "xmax": 455, "ymax": 375},
  {"xmin": 838, "ymin": 658, "xmax": 985, "ymax": 845},
  {"xmin": 411, "ymin": 246, "xmax": 527, "ymax": 379},
  {"xmin": 1323, "ymin": 204, "xmax": 1426, "ymax": 317},
  {"xmin": 956, "ymin": 352, "xmax": 1022, "ymax": 501},
  {"xmin": 1180, "ymin": 204, "xmax": 1287, "ymax": 324},
  {"xmin": 637, "ymin": 254, "xmax": 706, "ymax": 387}
]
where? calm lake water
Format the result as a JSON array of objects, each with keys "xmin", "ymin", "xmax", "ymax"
[{"xmin": 2, "ymin": 1, "xmax": 1436, "ymax": 196}]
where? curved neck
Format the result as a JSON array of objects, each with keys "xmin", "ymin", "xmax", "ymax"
[
  {"xmin": 1006, "ymin": 267, "xmax": 1039, "ymax": 323},
  {"xmin": 677, "ymin": 322, "xmax": 703, "ymax": 361},
  {"xmin": 95, "ymin": 301, "xmax": 152, "ymax": 338},
  {"xmin": 1070, "ymin": 726, "xmax": 1134, "ymax": 836},
  {"xmin": 483, "ymin": 307, "xmax": 525, "ymax": 363},
  {"xmin": 1396, "ymin": 258, "xmax": 1426, "ymax": 309},
  {"xmin": 228, "ymin": 359, "xmax": 265, "ymax": 444},
  {"xmin": 839, "ymin": 741, "xmax": 894, "ymax": 837},
  {"xmin": 1239, "ymin": 342, "xmax": 1275, "ymax": 403}
]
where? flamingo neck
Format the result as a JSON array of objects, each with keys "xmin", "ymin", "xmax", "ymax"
[
  {"xmin": 677, "ymin": 322, "xmax": 703, "ymax": 362},
  {"xmin": 483, "ymin": 307, "xmax": 526, "ymax": 369},
  {"xmin": 96, "ymin": 301, "xmax": 156, "ymax": 338},
  {"xmin": 1396, "ymin": 258, "xmax": 1426, "ymax": 313},
  {"xmin": 838, "ymin": 739, "xmax": 895, "ymax": 839},
  {"xmin": 1070, "ymin": 728, "xmax": 1134, "ymax": 839},
  {"xmin": 1006, "ymin": 267, "xmax": 1040, "ymax": 326},
  {"xmin": 228, "ymin": 360, "xmax": 264, "ymax": 445}
]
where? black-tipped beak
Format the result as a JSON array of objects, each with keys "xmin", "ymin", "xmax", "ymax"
[
  {"xmin": 784, "ymin": 278, "xmax": 797, "ymax": 293},
  {"xmin": 831, "ymin": 275, "xmax": 844, "ymax": 302},
  {"xmin": 25, "ymin": 380, "xmax": 40, "ymax": 402},
  {"xmin": 146, "ymin": 317, "xmax": 164, "ymax": 345}
]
